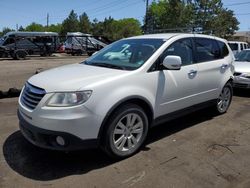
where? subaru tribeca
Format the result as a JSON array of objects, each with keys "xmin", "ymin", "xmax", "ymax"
[{"xmin": 18, "ymin": 33, "xmax": 234, "ymax": 158}]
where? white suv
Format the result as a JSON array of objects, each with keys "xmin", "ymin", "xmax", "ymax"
[{"xmin": 18, "ymin": 33, "xmax": 234, "ymax": 158}]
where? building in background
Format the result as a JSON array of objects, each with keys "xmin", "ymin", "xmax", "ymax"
[{"xmin": 229, "ymin": 31, "xmax": 250, "ymax": 43}]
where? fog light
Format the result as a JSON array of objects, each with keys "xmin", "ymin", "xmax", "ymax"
[{"xmin": 56, "ymin": 136, "xmax": 65, "ymax": 146}]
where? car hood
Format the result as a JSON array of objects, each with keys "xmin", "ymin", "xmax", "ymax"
[
  {"xmin": 234, "ymin": 61, "xmax": 250, "ymax": 73},
  {"xmin": 28, "ymin": 63, "xmax": 128, "ymax": 92}
]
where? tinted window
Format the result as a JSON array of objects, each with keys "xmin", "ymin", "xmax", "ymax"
[
  {"xmin": 229, "ymin": 43, "xmax": 238, "ymax": 51},
  {"xmin": 3, "ymin": 37, "xmax": 15, "ymax": 45},
  {"xmin": 161, "ymin": 38, "xmax": 193, "ymax": 66},
  {"xmin": 240, "ymin": 43, "xmax": 244, "ymax": 50},
  {"xmin": 217, "ymin": 41, "xmax": 229, "ymax": 58},
  {"xmin": 194, "ymin": 38, "xmax": 220, "ymax": 63}
]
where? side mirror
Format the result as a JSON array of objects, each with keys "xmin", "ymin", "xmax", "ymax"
[{"xmin": 162, "ymin": 55, "xmax": 182, "ymax": 70}]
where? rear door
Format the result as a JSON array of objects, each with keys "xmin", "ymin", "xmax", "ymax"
[{"xmin": 193, "ymin": 37, "xmax": 230, "ymax": 102}]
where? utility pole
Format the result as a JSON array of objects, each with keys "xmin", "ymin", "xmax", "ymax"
[
  {"xmin": 145, "ymin": 0, "xmax": 149, "ymax": 33},
  {"xmin": 16, "ymin": 24, "xmax": 18, "ymax": 31},
  {"xmin": 47, "ymin": 13, "xmax": 49, "ymax": 28}
]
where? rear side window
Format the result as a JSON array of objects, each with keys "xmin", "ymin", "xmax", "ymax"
[
  {"xmin": 240, "ymin": 43, "xmax": 244, "ymax": 50},
  {"xmin": 217, "ymin": 41, "xmax": 229, "ymax": 58},
  {"xmin": 194, "ymin": 38, "xmax": 220, "ymax": 63}
]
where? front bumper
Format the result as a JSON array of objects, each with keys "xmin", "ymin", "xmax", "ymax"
[
  {"xmin": 18, "ymin": 110, "xmax": 99, "ymax": 151},
  {"xmin": 233, "ymin": 76, "xmax": 250, "ymax": 89}
]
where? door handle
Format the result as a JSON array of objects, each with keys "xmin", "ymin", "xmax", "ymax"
[
  {"xmin": 221, "ymin": 64, "xmax": 229, "ymax": 69},
  {"xmin": 188, "ymin": 70, "xmax": 197, "ymax": 76}
]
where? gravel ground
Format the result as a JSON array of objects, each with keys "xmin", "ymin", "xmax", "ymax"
[
  {"xmin": 0, "ymin": 57, "xmax": 250, "ymax": 188},
  {"xmin": 0, "ymin": 55, "xmax": 86, "ymax": 91}
]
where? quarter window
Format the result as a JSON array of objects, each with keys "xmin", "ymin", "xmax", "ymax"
[{"xmin": 194, "ymin": 38, "xmax": 220, "ymax": 63}]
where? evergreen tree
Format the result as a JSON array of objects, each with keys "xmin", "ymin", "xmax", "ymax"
[
  {"xmin": 79, "ymin": 12, "xmax": 91, "ymax": 34},
  {"xmin": 61, "ymin": 10, "xmax": 79, "ymax": 35}
]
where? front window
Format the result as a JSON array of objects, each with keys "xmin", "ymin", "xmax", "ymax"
[
  {"xmin": 82, "ymin": 39, "xmax": 165, "ymax": 70},
  {"xmin": 0, "ymin": 37, "xmax": 4, "ymax": 45},
  {"xmin": 235, "ymin": 50, "xmax": 250, "ymax": 62}
]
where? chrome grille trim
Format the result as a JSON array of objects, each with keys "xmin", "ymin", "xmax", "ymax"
[{"xmin": 21, "ymin": 83, "xmax": 46, "ymax": 110}]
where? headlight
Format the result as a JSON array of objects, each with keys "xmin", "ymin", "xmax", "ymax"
[{"xmin": 46, "ymin": 91, "xmax": 92, "ymax": 107}]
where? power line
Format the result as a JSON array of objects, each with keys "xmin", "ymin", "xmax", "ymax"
[
  {"xmin": 235, "ymin": 12, "xmax": 250, "ymax": 16},
  {"xmin": 88, "ymin": 1, "xmax": 143, "ymax": 18},
  {"xmin": 50, "ymin": 0, "xmax": 142, "ymax": 21},
  {"xmin": 54, "ymin": 0, "xmax": 132, "ymax": 18},
  {"xmin": 225, "ymin": 1, "xmax": 250, "ymax": 6}
]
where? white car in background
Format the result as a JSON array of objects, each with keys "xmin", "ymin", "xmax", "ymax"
[
  {"xmin": 233, "ymin": 49, "xmax": 250, "ymax": 89},
  {"xmin": 228, "ymin": 41, "xmax": 249, "ymax": 56},
  {"xmin": 18, "ymin": 33, "xmax": 234, "ymax": 158}
]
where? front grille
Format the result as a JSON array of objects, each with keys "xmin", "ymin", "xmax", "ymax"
[
  {"xmin": 234, "ymin": 72, "xmax": 242, "ymax": 76},
  {"xmin": 21, "ymin": 83, "xmax": 46, "ymax": 110},
  {"xmin": 233, "ymin": 83, "xmax": 249, "ymax": 88}
]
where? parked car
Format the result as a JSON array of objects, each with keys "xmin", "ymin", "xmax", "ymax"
[
  {"xmin": 0, "ymin": 31, "xmax": 60, "ymax": 59},
  {"xmin": 18, "ymin": 33, "xmax": 234, "ymax": 158},
  {"xmin": 65, "ymin": 32, "xmax": 107, "ymax": 56},
  {"xmin": 228, "ymin": 41, "xmax": 249, "ymax": 56},
  {"xmin": 0, "ymin": 46, "xmax": 8, "ymax": 58},
  {"xmin": 233, "ymin": 49, "xmax": 250, "ymax": 89}
]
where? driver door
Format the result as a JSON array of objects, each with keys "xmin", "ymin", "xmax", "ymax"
[{"xmin": 155, "ymin": 38, "xmax": 200, "ymax": 117}]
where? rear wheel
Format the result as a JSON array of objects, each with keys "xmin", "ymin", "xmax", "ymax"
[
  {"xmin": 102, "ymin": 104, "xmax": 149, "ymax": 158},
  {"xmin": 215, "ymin": 82, "xmax": 233, "ymax": 114},
  {"xmin": 14, "ymin": 50, "xmax": 27, "ymax": 60}
]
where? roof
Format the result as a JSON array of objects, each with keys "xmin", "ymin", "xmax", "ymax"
[
  {"xmin": 228, "ymin": 41, "xmax": 248, "ymax": 44},
  {"xmin": 4, "ymin": 31, "xmax": 59, "ymax": 37},
  {"xmin": 127, "ymin": 33, "xmax": 226, "ymax": 42},
  {"xmin": 67, "ymin": 32, "xmax": 91, "ymax": 37},
  {"xmin": 128, "ymin": 33, "xmax": 181, "ymax": 39}
]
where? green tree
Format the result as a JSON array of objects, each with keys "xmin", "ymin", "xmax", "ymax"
[
  {"xmin": 146, "ymin": 0, "xmax": 194, "ymax": 33},
  {"xmin": 18, "ymin": 26, "xmax": 25, "ymax": 31},
  {"xmin": 61, "ymin": 10, "xmax": 79, "ymax": 35},
  {"xmin": 47, "ymin": 24, "xmax": 62, "ymax": 33},
  {"xmin": 25, "ymin": 22, "xmax": 45, "ymax": 31},
  {"xmin": 145, "ymin": 0, "xmax": 239, "ymax": 37},
  {"xmin": 192, "ymin": 0, "xmax": 239, "ymax": 37},
  {"xmin": 2, "ymin": 27, "xmax": 14, "ymax": 35},
  {"xmin": 114, "ymin": 18, "xmax": 142, "ymax": 40},
  {"xmin": 79, "ymin": 12, "xmax": 91, "ymax": 33},
  {"xmin": 91, "ymin": 18, "xmax": 104, "ymax": 36},
  {"xmin": 211, "ymin": 9, "xmax": 239, "ymax": 38}
]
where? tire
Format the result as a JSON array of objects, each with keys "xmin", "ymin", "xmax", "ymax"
[
  {"xmin": 76, "ymin": 49, "xmax": 83, "ymax": 56},
  {"xmin": 102, "ymin": 104, "xmax": 149, "ymax": 158},
  {"xmin": 87, "ymin": 52, "xmax": 93, "ymax": 56},
  {"xmin": 214, "ymin": 82, "xmax": 233, "ymax": 114},
  {"xmin": 15, "ymin": 50, "xmax": 27, "ymax": 60}
]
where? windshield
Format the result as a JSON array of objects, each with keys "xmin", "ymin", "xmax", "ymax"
[
  {"xmin": 0, "ymin": 37, "xmax": 5, "ymax": 45},
  {"xmin": 235, "ymin": 50, "xmax": 250, "ymax": 62},
  {"xmin": 82, "ymin": 38, "xmax": 165, "ymax": 70},
  {"xmin": 228, "ymin": 43, "xmax": 238, "ymax": 51}
]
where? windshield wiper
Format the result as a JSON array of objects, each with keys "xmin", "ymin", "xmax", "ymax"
[{"xmin": 88, "ymin": 62, "xmax": 126, "ymax": 70}]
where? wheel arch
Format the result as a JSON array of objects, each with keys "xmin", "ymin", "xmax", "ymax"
[{"xmin": 97, "ymin": 96, "xmax": 154, "ymax": 142}]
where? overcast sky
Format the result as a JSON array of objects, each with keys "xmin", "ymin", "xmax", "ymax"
[{"xmin": 0, "ymin": 0, "xmax": 250, "ymax": 31}]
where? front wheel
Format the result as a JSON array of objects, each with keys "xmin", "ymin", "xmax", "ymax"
[
  {"xmin": 215, "ymin": 82, "xmax": 233, "ymax": 114},
  {"xmin": 102, "ymin": 104, "xmax": 149, "ymax": 158}
]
